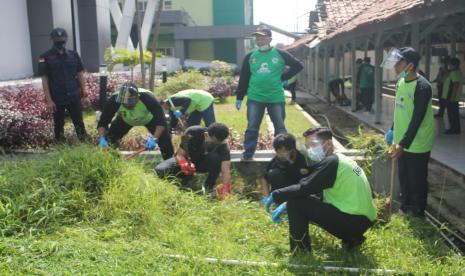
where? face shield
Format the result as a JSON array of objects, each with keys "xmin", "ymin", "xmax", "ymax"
[
  {"xmin": 116, "ymin": 82, "xmax": 138, "ymax": 108},
  {"xmin": 381, "ymin": 48, "xmax": 404, "ymax": 69},
  {"xmin": 299, "ymin": 138, "xmax": 326, "ymax": 166}
]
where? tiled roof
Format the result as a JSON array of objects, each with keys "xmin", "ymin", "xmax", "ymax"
[
  {"xmin": 283, "ymin": 34, "xmax": 317, "ymax": 51},
  {"xmin": 319, "ymin": 0, "xmax": 425, "ymax": 40}
]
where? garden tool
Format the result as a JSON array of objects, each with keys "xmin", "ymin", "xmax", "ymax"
[
  {"xmin": 168, "ymin": 97, "xmax": 187, "ymax": 129},
  {"xmin": 388, "ymin": 158, "xmax": 396, "ymax": 215}
]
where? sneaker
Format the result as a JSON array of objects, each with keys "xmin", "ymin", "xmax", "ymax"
[{"xmin": 240, "ymin": 155, "xmax": 254, "ymax": 162}]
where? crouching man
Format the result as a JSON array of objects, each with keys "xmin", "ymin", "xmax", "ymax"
[
  {"xmin": 259, "ymin": 133, "xmax": 310, "ymax": 200},
  {"xmin": 264, "ymin": 127, "xmax": 377, "ymax": 254},
  {"xmin": 155, "ymin": 123, "xmax": 232, "ymax": 199}
]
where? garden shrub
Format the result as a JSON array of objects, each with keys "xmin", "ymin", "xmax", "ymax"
[{"xmin": 156, "ymin": 70, "xmax": 210, "ymax": 99}]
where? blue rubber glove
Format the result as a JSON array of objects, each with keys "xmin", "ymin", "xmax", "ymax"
[
  {"xmin": 235, "ymin": 99, "xmax": 242, "ymax": 110},
  {"xmin": 271, "ymin": 203, "xmax": 287, "ymax": 223},
  {"xmin": 145, "ymin": 137, "xmax": 157, "ymax": 150},
  {"xmin": 282, "ymin": 80, "xmax": 288, "ymax": 87},
  {"xmin": 99, "ymin": 136, "xmax": 108, "ymax": 148},
  {"xmin": 174, "ymin": 110, "xmax": 182, "ymax": 119},
  {"xmin": 264, "ymin": 193, "xmax": 274, "ymax": 213},
  {"xmin": 259, "ymin": 196, "xmax": 267, "ymax": 206},
  {"xmin": 385, "ymin": 129, "xmax": 393, "ymax": 145}
]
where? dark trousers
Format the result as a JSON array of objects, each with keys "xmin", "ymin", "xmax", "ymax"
[
  {"xmin": 436, "ymin": 84, "xmax": 447, "ymax": 117},
  {"xmin": 287, "ymin": 197, "xmax": 373, "ymax": 253},
  {"xmin": 398, "ymin": 151, "xmax": 430, "ymax": 217},
  {"xmin": 187, "ymin": 103, "xmax": 216, "ymax": 127},
  {"xmin": 360, "ymin": 88, "xmax": 374, "ymax": 111},
  {"xmin": 107, "ymin": 116, "xmax": 174, "ymax": 160},
  {"xmin": 286, "ymin": 82, "xmax": 297, "ymax": 101},
  {"xmin": 446, "ymin": 101, "xmax": 461, "ymax": 132},
  {"xmin": 53, "ymin": 100, "xmax": 87, "ymax": 141},
  {"xmin": 154, "ymin": 152, "xmax": 222, "ymax": 190}
]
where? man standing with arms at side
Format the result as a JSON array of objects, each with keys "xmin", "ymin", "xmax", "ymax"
[
  {"xmin": 38, "ymin": 28, "xmax": 89, "ymax": 142},
  {"xmin": 356, "ymin": 57, "xmax": 375, "ymax": 112},
  {"xmin": 235, "ymin": 25, "xmax": 303, "ymax": 161},
  {"xmin": 384, "ymin": 47, "xmax": 434, "ymax": 218}
]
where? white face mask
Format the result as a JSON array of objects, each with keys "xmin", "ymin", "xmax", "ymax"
[{"xmin": 258, "ymin": 45, "xmax": 271, "ymax": 51}]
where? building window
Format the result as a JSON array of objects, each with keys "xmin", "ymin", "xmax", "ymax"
[
  {"xmin": 157, "ymin": 47, "xmax": 174, "ymax": 57},
  {"xmin": 164, "ymin": 0, "xmax": 172, "ymax": 9}
]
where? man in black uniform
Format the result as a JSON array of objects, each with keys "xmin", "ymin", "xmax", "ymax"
[
  {"xmin": 38, "ymin": 28, "xmax": 88, "ymax": 142},
  {"xmin": 259, "ymin": 133, "xmax": 310, "ymax": 199},
  {"xmin": 155, "ymin": 123, "xmax": 232, "ymax": 198},
  {"xmin": 97, "ymin": 82, "xmax": 174, "ymax": 160},
  {"xmin": 263, "ymin": 127, "xmax": 377, "ymax": 254}
]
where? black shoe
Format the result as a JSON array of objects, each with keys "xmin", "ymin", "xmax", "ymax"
[
  {"xmin": 434, "ymin": 114, "xmax": 443, "ymax": 118},
  {"xmin": 444, "ymin": 129, "xmax": 460, "ymax": 135},
  {"xmin": 342, "ymin": 236, "xmax": 366, "ymax": 250}
]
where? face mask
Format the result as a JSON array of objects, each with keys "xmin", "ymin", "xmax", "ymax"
[
  {"xmin": 258, "ymin": 45, "xmax": 271, "ymax": 51},
  {"xmin": 398, "ymin": 70, "xmax": 407, "ymax": 79},
  {"xmin": 306, "ymin": 143, "xmax": 326, "ymax": 163},
  {"xmin": 54, "ymin": 41, "xmax": 66, "ymax": 49}
]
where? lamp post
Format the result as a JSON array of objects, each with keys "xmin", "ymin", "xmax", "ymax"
[
  {"xmin": 162, "ymin": 64, "xmax": 168, "ymax": 83},
  {"xmin": 99, "ymin": 63, "xmax": 108, "ymax": 110}
]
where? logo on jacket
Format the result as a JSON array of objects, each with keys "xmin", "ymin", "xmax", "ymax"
[
  {"xmin": 272, "ymin": 57, "xmax": 279, "ymax": 64},
  {"xmin": 257, "ymin": 62, "xmax": 271, "ymax": 73},
  {"xmin": 353, "ymin": 165, "xmax": 362, "ymax": 176}
]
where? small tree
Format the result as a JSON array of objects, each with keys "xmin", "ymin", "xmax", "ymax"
[{"xmin": 104, "ymin": 47, "xmax": 156, "ymax": 82}]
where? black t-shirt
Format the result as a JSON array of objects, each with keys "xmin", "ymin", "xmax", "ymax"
[
  {"xmin": 180, "ymin": 126, "xmax": 230, "ymax": 163},
  {"xmin": 38, "ymin": 47, "xmax": 84, "ymax": 105},
  {"xmin": 264, "ymin": 150, "xmax": 310, "ymax": 185}
]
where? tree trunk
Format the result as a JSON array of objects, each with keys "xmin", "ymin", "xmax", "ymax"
[
  {"xmin": 149, "ymin": 0, "xmax": 164, "ymax": 92},
  {"xmin": 135, "ymin": 0, "xmax": 146, "ymax": 87}
]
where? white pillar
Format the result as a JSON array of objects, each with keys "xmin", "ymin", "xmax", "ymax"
[
  {"xmin": 351, "ymin": 40, "xmax": 357, "ymax": 112},
  {"xmin": 374, "ymin": 45, "xmax": 383, "ymax": 124},
  {"xmin": 115, "ymin": 0, "xmax": 136, "ymax": 50}
]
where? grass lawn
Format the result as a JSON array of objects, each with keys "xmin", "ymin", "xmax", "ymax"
[{"xmin": 0, "ymin": 146, "xmax": 464, "ymax": 275}]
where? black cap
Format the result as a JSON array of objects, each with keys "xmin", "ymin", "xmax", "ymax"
[
  {"xmin": 398, "ymin": 47, "xmax": 421, "ymax": 68},
  {"xmin": 50, "ymin": 28, "xmax": 68, "ymax": 42},
  {"xmin": 450, "ymin": 57, "xmax": 460, "ymax": 68},
  {"xmin": 252, "ymin": 25, "xmax": 272, "ymax": 38}
]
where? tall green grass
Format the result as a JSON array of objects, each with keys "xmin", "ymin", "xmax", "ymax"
[{"xmin": 0, "ymin": 145, "xmax": 464, "ymax": 274}]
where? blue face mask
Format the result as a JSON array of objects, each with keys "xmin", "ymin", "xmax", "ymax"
[
  {"xmin": 306, "ymin": 143, "xmax": 326, "ymax": 163},
  {"xmin": 398, "ymin": 70, "xmax": 407, "ymax": 79}
]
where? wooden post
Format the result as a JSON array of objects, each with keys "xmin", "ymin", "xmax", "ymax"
[
  {"xmin": 451, "ymin": 37, "xmax": 457, "ymax": 58},
  {"xmin": 314, "ymin": 47, "xmax": 319, "ymax": 95},
  {"xmin": 351, "ymin": 40, "xmax": 357, "ymax": 112},
  {"xmin": 374, "ymin": 33, "xmax": 383, "ymax": 124},
  {"xmin": 425, "ymin": 34, "xmax": 431, "ymax": 80},
  {"xmin": 324, "ymin": 45, "xmax": 330, "ymax": 103},
  {"xmin": 135, "ymin": 0, "xmax": 146, "ymax": 87},
  {"xmin": 335, "ymin": 45, "xmax": 340, "ymax": 78},
  {"xmin": 149, "ymin": 0, "xmax": 164, "ymax": 92}
]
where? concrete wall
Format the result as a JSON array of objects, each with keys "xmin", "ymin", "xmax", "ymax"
[
  {"xmin": 0, "ymin": 0, "xmax": 33, "ymax": 80},
  {"xmin": 186, "ymin": 40, "xmax": 214, "ymax": 61}
]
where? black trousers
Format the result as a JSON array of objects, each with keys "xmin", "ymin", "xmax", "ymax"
[
  {"xmin": 286, "ymin": 82, "xmax": 297, "ymax": 101},
  {"xmin": 287, "ymin": 197, "xmax": 373, "ymax": 253},
  {"xmin": 446, "ymin": 101, "xmax": 461, "ymax": 132},
  {"xmin": 107, "ymin": 116, "xmax": 174, "ymax": 160},
  {"xmin": 53, "ymin": 100, "xmax": 87, "ymax": 141},
  {"xmin": 360, "ymin": 88, "xmax": 374, "ymax": 111},
  {"xmin": 436, "ymin": 84, "xmax": 447, "ymax": 117},
  {"xmin": 398, "ymin": 151, "xmax": 430, "ymax": 217},
  {"xmin": 154, "ymin": 152, "xmax": 222, "ymax": 190}
]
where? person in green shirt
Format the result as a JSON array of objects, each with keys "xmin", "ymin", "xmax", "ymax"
[
  {"xmin": 283, "ymin": 74, "xmax": 298, "ymax": 104},
  {"xmin": 161, "ymin": 89, "xmax": 216, "ymax": 128},
  {"xmin": 356, "ymin": 57, "xmax": 375, "ymax": 112},
  {"xmin": 384, "ymin": 47, "xmax": 434, "ymax": 218},
  {"xmin": 235, "ymin": 25, "xmax": 303, "ymax": 161},
  {"xmin": 441, "ymin": 58, "xmax": 463, "ymax": 134},
  {"xmin": 97, "ymin": 82, "xmax": 174, "ymax": 160},
  {"xmin": 262, "ymin": 127, "xmax": 377, "ymax": 253}
]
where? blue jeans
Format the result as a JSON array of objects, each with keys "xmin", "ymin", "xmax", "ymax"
[
  {"xmin": 243, "ymin": 100, "xmax": 287, "ymax": 158},
  {"xmin": 187, "ymin": 103, "xmax": 216, "ymax": 127}
]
